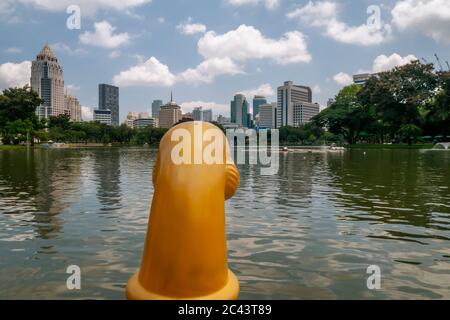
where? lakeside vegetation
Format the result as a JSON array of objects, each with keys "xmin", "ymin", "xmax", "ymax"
[
  {"xmin": 0, "ymin": 87, "xmax": 169, "ymax": 146},
  {"xmin": 313, "ymin": 61, "xmax": 450, "ymax": 145},
  {"xmin": 0, "ymin": 61, "xmax": 448, "ymax": 148}
]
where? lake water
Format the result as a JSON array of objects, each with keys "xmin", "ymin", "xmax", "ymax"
[{"xmin": 0, "ymin": 148, "xmax": 449, "ymax": 299}]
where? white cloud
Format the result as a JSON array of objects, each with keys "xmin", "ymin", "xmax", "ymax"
[
  {"xmin": 392, "ymin": 0, "xmax": 450, "ymax": 44},
  {"xmin": 312, "ymin": 85, "xmax": 321, "ymax": 94},
  {"xmin": 226, "ymin": 0, "xmax": 280, "ymax": 10},
  {"xmin": 112, "ymin": 24, "xmax": 312, "ymax": 87},
  {"xmin": 81, "ymin": 106, "xmax": 93, "ymax": 121},
  {"xmin": 178, "ymin": 58, "xmax": 243, "ymax": 84},
  {"xmin": 11, "ymin": 0, "xmax": 152, "ymax": 16},
  {"xmin": 113, "ymin": 57, "xmax": 176, "ymax": 87},
  {"xmin": 287, "ymin": 1, "xmax": 391, "ymax": 46},
  {"xmin": 333, "ymin": 53, "xmax": 418, "ymax": 87},
  {"xmin": 0, "ymin": 60, "xmax": 31, "ymax": 90},
  {"xmin": 177, "ymin": 18, "xmax": 207, "ymax": 35},
  {"xmin": 0, "ymin": 0, "xmax": 21, "ymax": 22},
  {"xmin": 198, "ymin": 24, "xmax": 311, "ymax": 64},
  {"xmin": 3, "ymin": 47, "xmax": 22, "ymax": 54},
  {"xmin": 80, "ymin": 21, "xmax": 130, "ymax": 49},
  {"xmin": 0, "ymin": 1, "xmax": 15, "ymax": 16},
  {"xmin": 180, "ymin": 101, "xmax": 229, "ymax": 116},
  {"xmin": 109, "ymin": 50, "xmax": 121, "ymax": 59},
  {"xmin": 333, "ymin": 72, "xmax": 353, "ymax": 86},
  {"xmin": 66, "ymin": 84, "xmax": 80, "ymax": 93},
  {"xmin": 51, "ymin": 43, "xmax": 88, "ymax": 55},
  {"xmin": 372, "ymin": 53, "xmax": 417, "ymax": 73},
  {"xmin": 158, "ymin": 17, "xmax": 165, "ymax": 23},
  {"xmin": 238, "ymin": 83, "xmax": 274, "ymax": 98},
  {"xmin": 131, "ymin": 54, "xmax": 146, "ymax": 63}
]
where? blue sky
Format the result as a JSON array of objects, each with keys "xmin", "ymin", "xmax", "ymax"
[{"xmin": 0, "ymin": 0, "xmax": 449, "ymax": 122}]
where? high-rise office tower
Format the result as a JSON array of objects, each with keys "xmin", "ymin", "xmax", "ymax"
[
  {"xmin": 159, "ymin": 94, "xmax": 182, "ymax": 128},
  {"xmin": 253, "ymin": 95, "xmax": 267, "ymax": 120},
  {"xmin": 293, "ymin": 102, "xmax": 320, "ymax": 127},
  {"xmin": 203, "ymin": 109, "xmax": 213, "ymax": 122},
  {"xmin": 259, "ymin": 103, "xmax": 277, "ymax": 129},
  {"xmin": 94, "ymin": 109, "xmax": 112, "ymax": 125},
  {"xmin": 193, "ymin": 107, "xmax": 203, "ymax": 121},
  {"xmin": 277, "ymin": 81, "xmax": 312, "ymax": 128},
  {"xmin": 99, "ymin": 84, "xmax": 119, "ymax": 125},
  {"xmin": 152, "ymin": 100, "xmax": 163, "ymax": 118},
  {"xmin": 31, "ymin": 44, "xmax": 65, "ymax": 120},
  {"xmin": 231, "ymin": 94, "xmax": 250, "ymax": 127},
  {"xmin": 64, "ymin": 94, "xmax": 82, "ymax": 122}
]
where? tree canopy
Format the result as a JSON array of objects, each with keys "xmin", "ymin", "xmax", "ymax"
[{"xmin": 313, "ymin": 61, "xmax": 448, "ymax": 144}]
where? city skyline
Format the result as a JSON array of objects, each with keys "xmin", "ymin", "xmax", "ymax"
[{"xmin": 1, "ymin": 0, "xmax": 449, "ymax": 122}]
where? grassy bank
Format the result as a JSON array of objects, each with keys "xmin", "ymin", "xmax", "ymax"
[
  {"xmin": 0, "ymin": 145, "xmax": 30, "ymax": 150},
  {"xmin": 346, "ymin": 144, "xmax": 434, "ymax": 150}
]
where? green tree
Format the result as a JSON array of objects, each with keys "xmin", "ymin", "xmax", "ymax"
[
  {"xmin": 313, "ymin": 85, "xmax": 372, "ymax": 144},
  {"xmin": 3, "ymin": 119, "xmax": 34, "ymax": 145},
  {"xmin": 398, "ymin": 124, "xmax": 423, "ymax": 145},
  {"xmin": 359, "ymin": 61, "xmax": 438, "ymax": 139},
  {"xmin": 427, "ymin": 72, "xmax": 450, "ymax": 140},
  {"xmin": 49, "ymin": 114, "xmax": 71, "ymax": 130},
  {"xmin": 0, "ymin": 86, "xmax": 43, "ymax": 145}
]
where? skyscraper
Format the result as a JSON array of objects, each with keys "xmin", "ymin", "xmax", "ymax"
[
  {"xmin": 99, "ymin": 84, "xmax": 119, "ymax": 125},
  {"xmin": 159, "ymin": 95, "xmax": 182, "ymax": 128},
  {"xmin": 259, "ymin": 103, "xmax": 277, "ymax": 129},
  {"xmin": 31, "ymin": 44, "xmax": 65, "ymax": 119},
  {"xmin": 293, "ymin": 102, "xmax": 320, "ymax": 127},
  {"xmin": 64, "ymin": 94, "xmax": 82, "ymax": 122},
  {"xmin": 231, "ymin": 94, "xmax": 249, "ymax": 127},
  {"xmin": 193, "ymin": 107, "xmax": 203, "ymax": 121},
  {"xmin": 203, "ymin": 109, "xmax": 213, "ymax": 122},
  {"xmin": 152, "ymin": 100, "xmax": 163, "ymax": 118},
  {"xmin": 94, "ymin": 109, "xmax": 112, "ymax": 125},
  {"xmin": 253, "ymin": 95, "xmax": 267, "ymax": 120},
  {"xmin": 277, "ymin": 81, "xmax": 312, "ymax": 128}
]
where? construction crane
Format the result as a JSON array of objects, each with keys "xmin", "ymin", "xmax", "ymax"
[{"xmin": 434, "ymin": 53, "xmax": 444, "ymax": 72}]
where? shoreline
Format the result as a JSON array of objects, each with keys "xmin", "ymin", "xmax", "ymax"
[{"xmin": 1, "ymin": 143, "xmax": 437, "ymax": 151}]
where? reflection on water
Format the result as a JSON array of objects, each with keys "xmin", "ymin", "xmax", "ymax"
[{"xmin": 0, "ymin": 148, "xmax": 449, "ymax": 299}]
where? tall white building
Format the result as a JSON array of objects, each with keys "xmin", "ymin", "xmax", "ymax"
[
  {"xmin": 31, "ymin": 44, "xmax": 65, "ymax": 120},
  {"xmin": 277, "ymin": 81, "xmax": 312, "ymax": 128},
  {"xmin": 64, "ymin": 94, "xmax": 82, "ymax": 122},
  {"xmin": 94, "ymin": 109, "xmax": 112, "ymax": 125},
  {"xmin": 259, "ymin": 103, "xmax": 277, "ymax": 129},
  {"xmin": 293, "ymin": 102, "xmax": 320, "ymax": 127}
]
